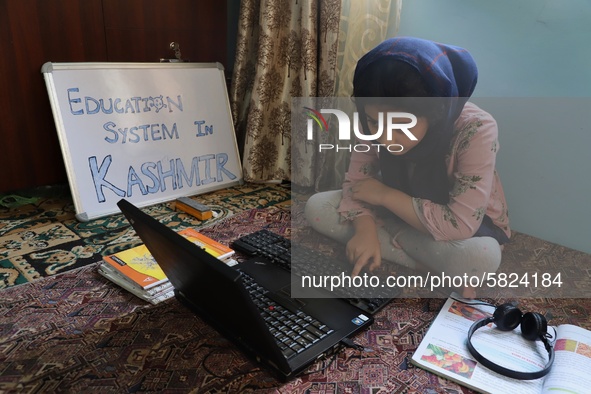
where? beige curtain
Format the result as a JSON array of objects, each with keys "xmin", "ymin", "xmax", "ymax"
[
  {"xmin": 230, "ymin": 0, "xmax": 402, "ymax": 187},
  {"xmin": 315, "ymin": 0, "xmax": 402, "ymax": 191}
]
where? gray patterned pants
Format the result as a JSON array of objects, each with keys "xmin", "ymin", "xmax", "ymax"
[{"xmin": 304, "ymin": 190, "xmax": 502, "ymax": 281}]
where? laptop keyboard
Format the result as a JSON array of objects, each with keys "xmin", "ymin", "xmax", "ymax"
[
  {"xmin": 240, "ymin": 272, "xmax": 334, "ymax": 359},
  {"xmin": 232, "ymin": 229, "xmax": 394, "ymax": 314}
]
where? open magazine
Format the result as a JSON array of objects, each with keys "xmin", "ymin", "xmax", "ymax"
[{"xmin": 411, "ymin": 295, "xmax": 591, "ymax": 393}]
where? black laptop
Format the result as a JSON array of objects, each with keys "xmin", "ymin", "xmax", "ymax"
[{"xmin": 117, "ymin": 199, "xmax": 373, "ymax": 381}]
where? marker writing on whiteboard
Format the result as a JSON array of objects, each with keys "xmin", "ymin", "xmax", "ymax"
[
  {"xmin": 88, "ymin": 153, "xmax": 237, "ymax": 203},
  {"xmin": 67, "ymin": 88, "xmax": 183, "ymax": 115}
]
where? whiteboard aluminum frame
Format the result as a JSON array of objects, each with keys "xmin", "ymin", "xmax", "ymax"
[{"xmin": 42, "ymin": 62, "xmax": 243, "ymax": 221}]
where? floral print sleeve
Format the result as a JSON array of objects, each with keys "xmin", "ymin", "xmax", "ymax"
[
  {"xmin": 413, "ymin": 103, "xmax": 511, "ymax": 241},
  {"xmin": 337, "ymin": 146, "xmax": 380, "ymax": 220}
]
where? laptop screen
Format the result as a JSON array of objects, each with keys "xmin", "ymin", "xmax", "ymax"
[{"xmin": 116, "ymin": 199, "xmax": 291, "ymax": 375}]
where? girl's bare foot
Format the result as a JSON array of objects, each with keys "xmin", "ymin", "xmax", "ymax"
[{"xmin": 462, "ymin": 286, "xmax": 477, "ymax": 299}]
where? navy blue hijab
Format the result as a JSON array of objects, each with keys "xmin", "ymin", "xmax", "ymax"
[
  {"xmin": 353, "ymin": 37, "xmax": 508, "ymax": 243},
  {"xmin": 353, "ymin": 36, "xmax": 478, "ymax": 205}
]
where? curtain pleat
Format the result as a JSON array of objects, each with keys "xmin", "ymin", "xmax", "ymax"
[{"xmin": 230, "ymin": 0, "xmax": 401, "ymax": 188}]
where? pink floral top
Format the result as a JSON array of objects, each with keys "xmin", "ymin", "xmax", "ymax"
[{"xmin": 338, "ymin": 102, "xmax": 511, "ymax": 242}]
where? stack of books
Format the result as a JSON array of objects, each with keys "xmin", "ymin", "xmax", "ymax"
[{"xmin": 98, "ymin": 228, "xmax": 235, "ymax": 304}]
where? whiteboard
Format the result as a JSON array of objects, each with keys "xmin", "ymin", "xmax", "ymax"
[{"xmin": 42, "ymin": 62, "xmax": 243, "ymax": 221}]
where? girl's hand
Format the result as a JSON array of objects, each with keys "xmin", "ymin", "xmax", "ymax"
[
  {"xmin": 351, "ymin": 178, "xmax": 391, "ymax": 207},
  {"xmin": 347, "ymin": 220, "xmax": 382, "ymax": 277}
]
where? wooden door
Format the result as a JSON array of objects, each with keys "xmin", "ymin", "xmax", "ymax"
[
  {"xmin": 103, "ymin": 0, "xmax": 227, "ymax": 64},
  {"xmin": 0, "ymin": 0, "xmax": 107, "ymax": 192},
  {"xmin": 0, "ymin": 0, "xmax": 227, "ymax": 193}
]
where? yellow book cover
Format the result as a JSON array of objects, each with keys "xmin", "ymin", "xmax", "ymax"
[{"xmin": 102, "ymin": 228, "xmax": 234, "ymax": 289}]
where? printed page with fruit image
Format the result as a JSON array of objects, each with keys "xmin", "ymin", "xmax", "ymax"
[{"xmin": 411, "ymin": 295, "xmax": 591, "ymax": 394}]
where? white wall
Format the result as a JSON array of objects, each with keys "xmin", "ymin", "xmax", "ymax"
[{"xmin": 397, "ymin": 0, "xmax": 591, "ymax": 253}]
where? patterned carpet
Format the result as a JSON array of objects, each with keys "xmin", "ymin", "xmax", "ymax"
[
  {"xmin": 0, "ymin": 183, "xmax": 291, "ymax": 289},
  {"xmin": 1, "ymin": 184, "xmax": 591, "ymax": 393}
]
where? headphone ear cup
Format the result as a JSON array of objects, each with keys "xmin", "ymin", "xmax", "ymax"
[
  {"xmin": 493, "ymin": 303, "xmax": 522, "ymax": 331},
  {"xmin": 520, "ymin": 312, "xmax": 547, "ymax": 341}
]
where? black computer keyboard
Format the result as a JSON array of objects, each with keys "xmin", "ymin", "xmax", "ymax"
[
  {"xmin": 232, "ymin": 229, "xmax": 395, "ymax": 314},
  {"xmin": 232, "ymin": 229, "xmax": 292, "ymax": 270},
  {"xmin": 241, "ymin": 271, "xmax": 334, "ymax": 359}
]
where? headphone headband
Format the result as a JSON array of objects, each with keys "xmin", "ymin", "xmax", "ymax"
[{"xmin": 466, "ymin": 310, "xmax": 554, "ymax": 380}]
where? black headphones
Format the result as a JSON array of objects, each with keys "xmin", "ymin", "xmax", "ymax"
[{"xmin": 466, "ymin": 302, "xmax": 555, "ymax": 380}]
